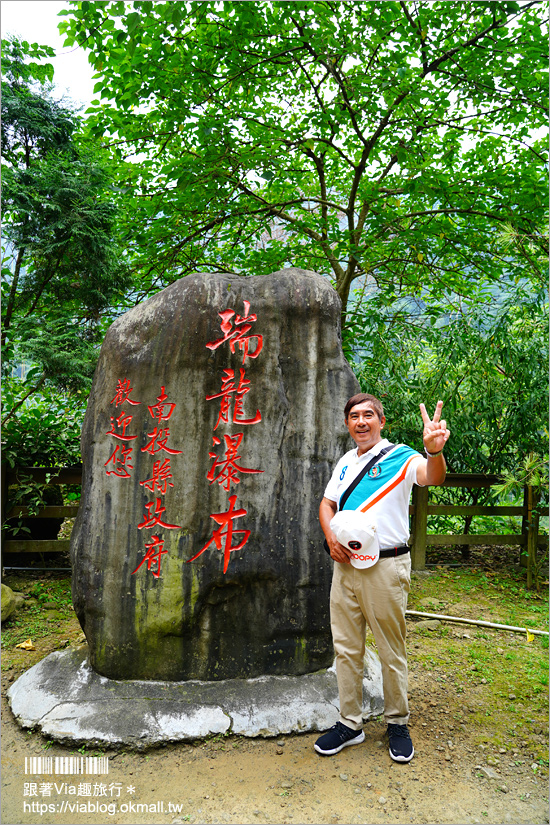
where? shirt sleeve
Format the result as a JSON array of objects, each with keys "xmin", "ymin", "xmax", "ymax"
[
  {"xmin": 411, "ymin": 454, "xmax": 427, "ymax": 486},
  {"xmin": 323, "ymin": 456, "xmax": 349, "ymax": 502}
]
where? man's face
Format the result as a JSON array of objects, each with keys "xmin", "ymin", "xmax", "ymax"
[{"xmin": 345, "ymin": 401, "xmax": 386, "ymax": 455}]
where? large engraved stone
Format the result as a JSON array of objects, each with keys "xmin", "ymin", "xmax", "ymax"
[{"xmin": 71, "ymin": 268, "xmax": 359, "ymax": 680}]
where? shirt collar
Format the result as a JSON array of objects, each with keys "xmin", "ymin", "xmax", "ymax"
[{"xmin": 355, "ymin": 437, "xmax": 391, "ymax": 461}]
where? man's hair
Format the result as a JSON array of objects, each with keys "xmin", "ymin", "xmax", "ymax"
[{"xmin": 344, "ymin": 393, "xmax": 385, "ymax": 422}]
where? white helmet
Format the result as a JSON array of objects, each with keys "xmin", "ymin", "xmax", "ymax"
[{"xmin": 330, "ymin": 510, "xmax": 380, "ymax": 569}]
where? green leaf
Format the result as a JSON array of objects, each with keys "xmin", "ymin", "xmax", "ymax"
[{"xmin": 126, "ymin": 12, "xmax": 141, "ymax": 34}]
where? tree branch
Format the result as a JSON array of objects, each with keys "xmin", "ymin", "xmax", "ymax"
[
  {"xmin": 2, "ymin": 244, "xmax": 26, "ymax": 347},
  {"xmin": 1, "ymin": 373, "xmax": 46, "ymax": 426}
]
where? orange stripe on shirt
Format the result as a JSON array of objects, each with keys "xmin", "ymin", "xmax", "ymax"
[{"xmin": 359, "ymin": 456, "xmax": 417, "ymax": 513}]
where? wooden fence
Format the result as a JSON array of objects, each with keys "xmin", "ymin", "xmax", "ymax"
[
  {"xmin": 1, "ymin": 465, "xmax": 81, "ymax": 563},
  {"xmin": 2, "ymin": 466, "xmax": 548, "ymax": 583},
  {"xmin": 410, "ymin": 473, "xmax": 547, "ymax": 587}
]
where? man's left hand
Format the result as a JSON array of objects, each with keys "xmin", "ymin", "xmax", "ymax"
[{"xmin": 420, "ymin": 400, "xmax": 450, "ymax": 455}]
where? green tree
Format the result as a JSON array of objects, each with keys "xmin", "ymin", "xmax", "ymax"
[
  {"xmin": 352, "ymin": 279, "xmax": 549, "ymax": 549},
  {"xmin": 61, "ymin": 1, "xmax": 548, "ymax": 320},
  {"xmin": 1, "ymin": 37, "xmax": 130, "ymax": 432},
  {"xmin": 354, "ymin": 287, "xmax": 548, "ymax": 476}
]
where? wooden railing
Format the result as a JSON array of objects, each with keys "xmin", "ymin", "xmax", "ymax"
[
  {"xmin": 410, "ymin": 474, "xmax": 547, "ymax": 587},
  {"xmin": 2, "ymin": 467, "xmax": 548, "ymax": 583},
  {"xmin": 1, "ymin": 465, "xmax": 82, "ymax": 563}
]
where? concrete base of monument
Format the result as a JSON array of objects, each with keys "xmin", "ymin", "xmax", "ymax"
[{"xmin": 7, "ymin": 646, "xmax": 384, "ymax": 750}]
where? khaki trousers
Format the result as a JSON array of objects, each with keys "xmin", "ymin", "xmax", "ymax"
[{"xmin": 330, "ymin": 554, "xmax": 411, "ymax": 730}]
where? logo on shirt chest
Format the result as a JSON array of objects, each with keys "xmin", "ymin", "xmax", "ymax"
[{"xmin": 368, "ymin": 465, "xmax": 382, "ymax": 479}]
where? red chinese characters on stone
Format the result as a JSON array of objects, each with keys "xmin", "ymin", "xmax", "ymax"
[
  {"xmin": 106, "ymin": 381, "xmax": 182, "ymax": 580},
  {"xmin": 132, "ymin": 535, "xmax": 167, "ymax": 579},
  {"xmin": 106, "ymin": 412, "xmax": 138, "ymax": 442},
  {"xmin": 141, "ymin": 427, "xmax": 183, "ymax": 456},
  {"xmin": 206, "ymin": 301, "xmax": 263, "ymax": 364},
  {"xmin": 207, "ymin": 433, "xmax": 263, "ymax": 492},
  {"xmin": 206, "ymin": 368, "xmax": 262, "ymax": 431},
  {"xmin": 104, "ymin": 445, "xmax": 134, "ymax": 478},
  {"xmin": 138, "ymin": 498, "xmax": 182, "ymax": 531},
  {"xmin": 148, "ymin": 386, "xmax": 177, "ymax": 423},
  {"xmin": 139, "ymin": 458, "xmax": 174, "ymax": 495},
  {"xmin": 105, "ymin": 383, "xmax": 139, "ymax": 480},
  {"xmin": 134, "ymin": 387, "xmax": 182, "ymax": 578},
  {"xmin": 111, "ymin": 378, "xmax": 142, "ymax": 408},
  {"xmin": 141, "ymin": 386, "xmax": 182, "ymax": 457},
  {"xmin": 193, "ymin": 298, "xmax": 265, "ymax": 573},
  {"xmin": 187, "ymin": 495, "xmax": 250, "ymax": 574}
]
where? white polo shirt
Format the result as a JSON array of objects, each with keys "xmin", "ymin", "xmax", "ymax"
[{"xmin": 324, "ymin": 439, "xmax": 425, "ymax": 549}]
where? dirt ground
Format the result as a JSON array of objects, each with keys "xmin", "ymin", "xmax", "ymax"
[{"xmin": 1, "ymin": 562, "xmax": 549, "ymax": 825}]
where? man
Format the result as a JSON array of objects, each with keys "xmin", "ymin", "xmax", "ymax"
[{"xmin": 315, "ymin": 393, "xmax": 450, "ymax": 762}]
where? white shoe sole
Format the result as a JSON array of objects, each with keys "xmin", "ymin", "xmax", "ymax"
[
  {"xmin": 389, "ymin": 745, "xmax": 414, "ymax": 762},
  {"xmin": 314, "ymin": 730, "xmax": 365, "ymax": 756}
]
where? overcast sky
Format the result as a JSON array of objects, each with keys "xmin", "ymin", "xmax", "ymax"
[{"xmin": 1, "ymin": 0, "xmax": 95, "ymax": 110}]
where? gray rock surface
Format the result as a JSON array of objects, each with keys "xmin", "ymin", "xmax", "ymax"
[
  {"xmin": 71, "ymin": 268, "xmax": 358, "ymax": 682},
  {"xmin": 410, "ymin": 620, "xmax": 442, "ymax": 632},
  {"xmin": 7, "ymin": 646, "xmax": 383, "ymax": 750},
  {"xmin": 13, "ymin": 592, "xmax": 26, "ymax": 611}
]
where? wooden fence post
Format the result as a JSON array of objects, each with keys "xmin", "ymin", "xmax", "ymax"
[
  {"xmin": 526, "ymin": 484, "xmax": 540, "ymax": 590},
  {"xmin": 520, "ymin": 485, "xmax": 529, "ymax": 568},
  {"xmin": 410, "ymin": 484, "xmax": 429, "ymax": 571},
  {"xmin": 1, "ymin": 463, "xmax": 6, "ymax": 574}
]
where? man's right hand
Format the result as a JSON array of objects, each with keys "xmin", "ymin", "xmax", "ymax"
[
  {"xmin": 327, "ymin": 533, "xmax": 352, "ymax": 564},
  {"xmin": 320, "ymin": 497, "xmax": 351, "ymax": 564}
]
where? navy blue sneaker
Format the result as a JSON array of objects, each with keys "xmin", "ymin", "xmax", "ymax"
[
  {"xmin": 387, "ymin": 724, "xmax": 414, "ymax": 762},
  {"xmin": 314, "ymin": 721, "xmax": 365, "ymax": 756}
]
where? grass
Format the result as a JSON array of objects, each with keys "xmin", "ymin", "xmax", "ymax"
[
  {"xmin": 408, "ymin": 564, "xmax": 549, "ymax": 766},
  {"xmin": 1, "ymin": 575, "xmax": 74, "ymax": 652},
  {"xmin": 412, "ymin": 566, "xmax": 548, "ymax": 621}
]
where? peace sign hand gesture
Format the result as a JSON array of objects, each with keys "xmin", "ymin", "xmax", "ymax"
[{"xmin": 420, "ymin": 400, "xmax": 450, "ymax": 456}]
